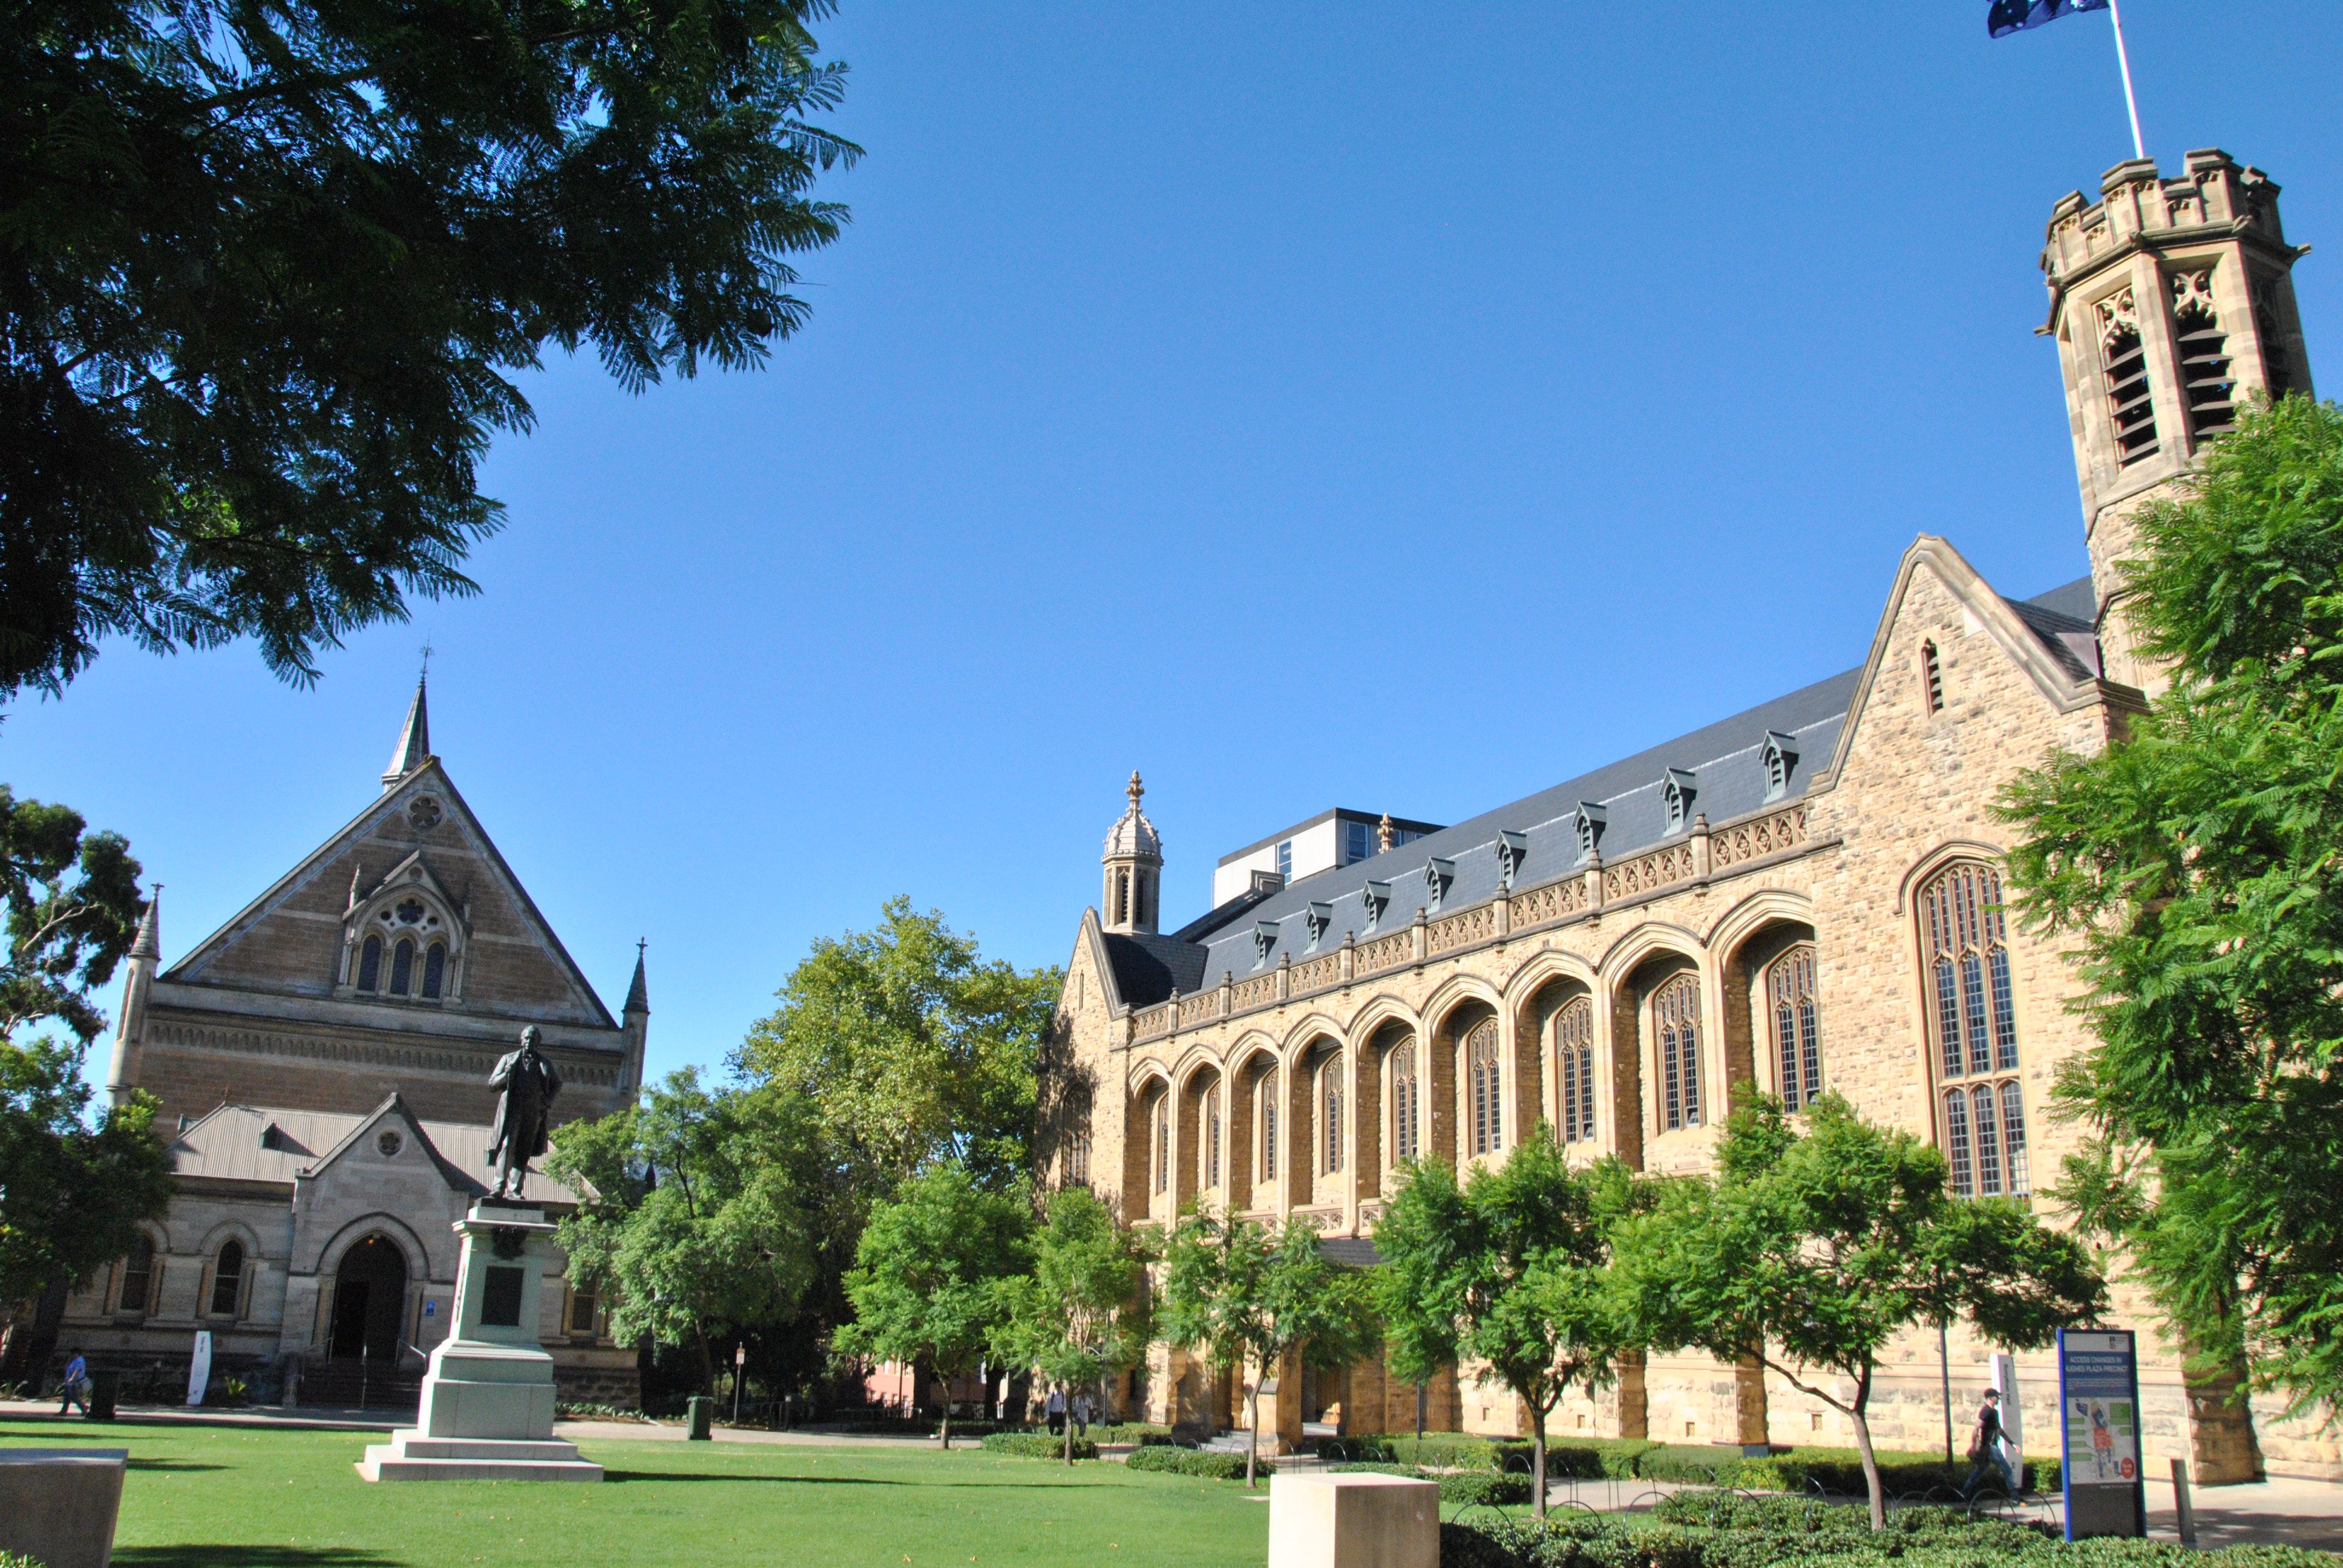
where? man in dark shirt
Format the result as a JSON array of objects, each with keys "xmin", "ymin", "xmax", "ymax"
[{"xmin": 1962, "ymin": 1387, "xmax": 2020, "ymax": 1498}]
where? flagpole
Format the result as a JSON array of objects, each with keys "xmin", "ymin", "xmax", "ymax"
[{"xmin": 2106, "ymin": 0, "xmax": 2146, "ymax": 160}]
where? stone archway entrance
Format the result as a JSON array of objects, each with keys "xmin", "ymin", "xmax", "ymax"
[{"xmin": 329, "ymin": 1235, "xmax": 408, "ymax": 1362}]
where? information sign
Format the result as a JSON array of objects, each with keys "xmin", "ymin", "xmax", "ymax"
[{"xmin": 2057, "ymin": 1328, "xmax": 2145, "ymax": 1539}]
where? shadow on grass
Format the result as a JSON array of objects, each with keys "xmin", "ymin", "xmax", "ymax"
[
  {"xmin": 127, "ymin": 1458, "xmax": 228, "ymax": 1471},
  {"xmin": 115, "ymin": 1549, "xmax": 398, "ymax": 1567},
  {"xmin": 600, "ymin": 1470, "xmax": 1095, "ymax": 1491}
]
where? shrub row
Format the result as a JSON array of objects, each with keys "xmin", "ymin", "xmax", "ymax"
[
  {"xmin": 1329, "ymin": 1463, "xmax": 1538, "ymax": 1506},
  {"xmin": 1091, "ymin": 1422, "xmax": 1176, "ymax": 1446},
  {"xmin": 1318, "ymin": 1433, "xmax": 2063, "ymax": 1494},
  {"xmin": 1122, "ymin": 1446, "xmax": 1274, "ymax": 1480},
  {"xmin": 1441, "ymin": 1498, "xmax": 2336, "ymax": 1568},
  {"xmin": 978, "ymin": 1431, "xmax": 1098, "ymax": 1460}
]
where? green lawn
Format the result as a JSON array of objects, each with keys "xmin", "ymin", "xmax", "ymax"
[{"xmin": 0, "ymin": 1419, "xmax": 1271, "ymax": 1568}]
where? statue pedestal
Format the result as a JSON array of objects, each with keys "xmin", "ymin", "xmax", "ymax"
[{"xmin": 358, "ymin": 1201, "xmax": 601, "ymax": 1483}]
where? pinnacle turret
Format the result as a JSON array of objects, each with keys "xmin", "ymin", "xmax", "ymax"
[{"xmin": 381, "ymin": 675, "xmax": 431, "ymax": 789}]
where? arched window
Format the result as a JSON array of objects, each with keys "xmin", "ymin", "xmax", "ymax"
[
  {"xmin": 1389, "ymin": 1044, "xmax": 1420, "ymax": 1163},
  {"xmin": 389, "ymin": 938, "xmax": 415, "ymax": 996},
  {"xmin": 1766, "ymin": 946, "xmax": 1822, "ymax": 1111},
  {"xmin": 356, "ymin": 935, "xmax": 383, "ymax": 993},
  {"xmin": 1203, "ymin": 1083, "xmax": 1222, "ymax": 1189},
  {"xmin": 1113, "ymin": 870, "xmax": 1130, "ymax": 926},
  {"xmin": 1921, "ymin": 641, "xmax": 1945, "ymax": 713},
  {"xmin": 1556, "ymin": 998, "xmax": 1595, "ymax": 1144},
  {"xmin": 1919, "ymin": 861, "xmax": 2030, "ymax": 1196},
  {"xmin": 1259, "ymin": 1068, "xmax": 1279, "ymax": 1182},
  {"xmin": 1154, "ymin": 1096, "xmax": 1169, "ymax": 1194},
  {"xmin": 1322, "ymin": 1057, "xmax": 1344, "ymax": 1175},
  {"xmin": 1466, "ymin": 1018, "xmax": 1502, "ymax": 1157},
  {"xmin": 209, "ymin": 1239, "xmax": 246, "ymax": 1318},
  {"xmin": 119, "ymin": 1234, "xmax": 157, "ymax": 1315},
  {"xmin": 422, "ymin": 942, "xmax": 447, "ymax": 1001},
  {"xmin": 1655, "ymin": 973, "xmax": 1702, "ymax": 1131}
]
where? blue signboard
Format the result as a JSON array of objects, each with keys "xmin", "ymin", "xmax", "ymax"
[{"xmin": 2057, "ymin": 1328, "xmax": 2145, "ymax": 1540}]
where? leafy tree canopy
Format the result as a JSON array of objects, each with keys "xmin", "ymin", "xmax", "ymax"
[
  {"xmin": 1158, "ymin": 1209, "xmax": 1380, "ymax": 1488},
  {"xmin": 1611, "ymin": 1096, "xmax": 2102, "ymax": 1530},
  {"xmin": 2, "ymin": 0, "xmax": 857, "ymax": 696},
  {"xmin": 0, "ymin": 1035, "xmax": 173, "ymax": 1325},
  {"xmin": 991, "ymin": 1186, "xmax": 1149, "ymax": 1465},
  {"xmin": 1, "ymin": 786, "xmax": 143, "ymax": 1043},
  {"xmin": 1374, "ymin": 1131, "xmax": 1633, "ymax": 1517},
  {"xmin": 835, "ymin": 1161, "xmax": 1031, "ymax": 1448},
  {"xmin": 2001, "ymin": 397, "xmax": 2343, "ymax": 1414},
  {"xmin": 548, "ymin": 1067, "xmax": 817, "ymax": 1393}
]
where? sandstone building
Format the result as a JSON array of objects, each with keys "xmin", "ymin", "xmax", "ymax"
[
  {"xmin": 1046, "ymin": 151, "xmax": 2333, "ymax": 1481},
  {"xmin": 57, "ymin": 681, "xmax": 644, "ymax": 1408}
]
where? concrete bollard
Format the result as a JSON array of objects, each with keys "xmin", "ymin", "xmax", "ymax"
[
  {"xmin": 0, "ymin": 1448, "xmax": 128, "ymax": 1568},
  {"xmin": 2171, "ymin": 1457, "xmax": 2198, "ymax": 1548},
  {"xmin": 1268, "ymin": 1471, "xmax": 1438, "ymax": 1568}
]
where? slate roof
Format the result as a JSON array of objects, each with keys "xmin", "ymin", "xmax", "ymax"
[
  {"xmin": 1115, "ymin": 575, "xmax": 2099, "ymax": 1003},
  {"xmin": 168, "ymin": 1100, "xmax": 585, "ymax": 1205}
]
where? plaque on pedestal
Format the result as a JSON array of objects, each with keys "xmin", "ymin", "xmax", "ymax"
[{"xmin": 358, "ymin": 1200, "xmax": 603, "ymax": 1482}]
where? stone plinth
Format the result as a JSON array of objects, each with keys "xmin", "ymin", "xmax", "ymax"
[
  {"xmin": 1268, "ymin": 1471, "xmax": 1438, "ymax": 1568},
  {"xmin": 358, "ymin": 1200, "xmax": 602, "ymax": 1482},
  {"xmin": 0, "ymin": 1448, "xmax": 126, "ymax": 1568}
]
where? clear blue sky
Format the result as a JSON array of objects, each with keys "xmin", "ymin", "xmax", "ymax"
[{"xmin": 13, "ymin": 2, "xmax": 2341, "ymax": 1092}]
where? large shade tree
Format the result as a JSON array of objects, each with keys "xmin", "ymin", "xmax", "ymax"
[
  {"xmin": 1611, "ymin": 1096, "xmax": 2103, "ymax": 1530},
  {"xmin": 3, "ymin": 0, "xmax": 857, "ymax": 696},
  {"xmin": 991, "ymin": 1186, "xmax": 1150, "ymax": 1465},
  {"xmin": 1374, "ymin": 1131, "xmax": 1632, "ymax": 1517},
  {"xmin": 2000, "ymin": 396, "xmax": 2343, "ymax": 1416}
]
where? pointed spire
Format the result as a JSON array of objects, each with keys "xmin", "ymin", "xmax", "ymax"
[
  {"xmin": 623, "ymin": 939, "xmax": 649, "ymax": 1016},
  {"xmin": 382, "ymin": 674, "xmax": 431, "ymax": 789},
  {"xmin": 129, "ymin": 886, "xmax": 160, "ymax": 961}
]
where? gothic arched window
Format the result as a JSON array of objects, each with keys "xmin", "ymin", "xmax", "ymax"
[
  {"xmin": 1322, "ymin": 1057, "xmax": 1344, "ymax": 1175},
  {"xmin": 1655, "ymin": 973, "xmax": 1702, "ymax": 1131},
  {"xmin": 1555, "ymin": 997, "xmax": 1596, "ymax": 1144},
  {"xmin": 1259, "ymin": 1068, "xmax": 1279, "ymax": 1183},
  {"xmin": 1919, "ymin": 860, "xmax": 2030, "ymax": 1196},
  {"xmin": 422, "ymin": 942, "xmax": 447, "ymax": 1001},
  {"xmin": 1466, "ymin": 1018, "xmax": 1502, "ymax": 1157},
  {"xmin": 1153, "ymin": 1095, "xmax": 1169, "ymax": 1195},
  {"xmin": 209, "ymin": 1239, "xmax": 245, "ymax": 1318},
  {"xmin": 1389, "ymin": 1043, "xmax": 1420, "ymax": 1163},
  {"xmin": 1766, "ymin": 946, "xmax": 1822, "ymax": 1111},
  {"xmin": 389, "ymin": 938, "xmax": 415, "ymax": 996},
  {"xmin": 1203, "ymin": 1083, "xmax": 1222, "ymax": 1190},
  {"xmin": 356, "ymin": 935, "xmax": 383, "ymax": 993}
]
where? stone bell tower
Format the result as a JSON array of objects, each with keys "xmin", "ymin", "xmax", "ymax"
[
  {"xmin": 2043, "ymin": 149, "xmax": 2315, "ymax": 693},
  {"xmin": 1101, "ymin": 771, "xmax": 1162, "ymax": 935}
]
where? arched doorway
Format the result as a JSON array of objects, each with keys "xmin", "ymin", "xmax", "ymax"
[{"xmin": 329, "ymin": 1235, "xmax": 408, "ymax": 1362}]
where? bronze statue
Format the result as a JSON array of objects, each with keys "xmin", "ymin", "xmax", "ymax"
[{"xmin": 487, "ymin": 1025, "xmax": 562, "ymax": 1200}]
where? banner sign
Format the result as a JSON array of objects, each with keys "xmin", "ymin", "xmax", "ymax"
[
  {"xmin": 2057, "ymin": 1328, "xmax": 2145, "ymax": 1539},
  {"xmin": 187, "ymin": 1329, "xmax": 213, "ymax": 1408}
]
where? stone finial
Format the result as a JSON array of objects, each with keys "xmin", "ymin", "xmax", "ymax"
[
  {"xmin": 381, "ymin": 674, "xmax": 431, "ymax": 789},
  {"xmin": 1127, "ymin": 770, "xmax": 1144, "ymax": 810},
  {"xmin": 624, "ymin": 939, "xmax": 649, "ymax": 1016},
  {"xmin": 1377, "ymin": 814, "xmax": 1395, "ymax": 853},
  {"xmin": 129, "ymin": 886, "xmax": 161, "ymax": 961}
]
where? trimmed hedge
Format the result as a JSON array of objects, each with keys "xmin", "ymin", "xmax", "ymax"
[
  {"xmin": 1323, "ymin": 1432, "xmax": 2061, "ymax": 1494},
  {"xmin": 978, "ymin": 1431, "xmax": 1098, "ymax": 1460},
  {"xmin": 1122, "ymin": 1446, "xmax": 1274, "ymax": 1480},
  {"xmin": 1092, "ymin": 1422, "xmax": 1176, "ymax": 1446},
  {"xmin": 1440, "ymin": 1470, "xmax": 1536, "ymax": 1507}
]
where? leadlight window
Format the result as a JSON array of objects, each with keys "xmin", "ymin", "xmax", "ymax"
[
  {"xmin": 119, "ymin": 1235, "xmax": 156, "ymax": 1315},
  {"xmin": 1069, "ymin": 1132, "xmax": 1090, "ymax": 1184},
  {"xmin": 209, "ymin": 1240, "xmax": 245, "ymax": 1318},
  {"xmin": 1656, "ymin": 973, "xmax": 1702, "ymax": 1131},
  {"xmin": 1919, "ymin": 861, "xmax": 2030, "ymax": 1197},
  {"xmin": 1154, "ymin": 1098, "xmax": 1169, "ymax": 1195},
  {"xmin": 390, "ymin": 938, "xmax": 415, "ymax": 996},
  {"xmin": 1322, "ymin": 1060, "xmax": 1344, "ymax": 1175},
  {"xmin": 2097, "ymin": 287, "xmax": 2160, "ymax": 465},
  {"xmin": 1766, "ymin": 946, "xmax": 1823, "ymax": 1111},
  {"xmin": 1260, "ymin": 1070, "xmax": 1279, "ymax": 1181},
  {"xmin": 1204, "ymin": 1084, "xmax": 1222, "ymax": 1189},
  {"xmin": 422, "ymin": 942, "xmax": 447, "ymax": 1001},
  {"xmin": 1556, "ymin": 997, "xmax": 1596, "ymax": 1144},
  {"xmin": 2170, "ymin": 269, "xmax": 2235, "ymax": 439},
  {"xmin": 569, "ymin": 1285, "xmax": 599, "ymax": 1335},
  {"xmin": 1466, "ymin": 1018, "xmax": 1502, "ymax": 1157},
  {"xmin": 356, "ymin": 935, "xmax": 383, "ymax": 993},
  {"xmin": 1389, "ymin": 1044, "xmax": 1419, "ymax": 1163}
]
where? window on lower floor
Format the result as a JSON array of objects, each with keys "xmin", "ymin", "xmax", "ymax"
[
  {"xmin": 1656, "ymin": 973, "xmax": 1702, "ymax": 1130},
  {"xmin": 1389, "ymin": 1044, "xmax": 1420, "ymax": 1163},
  {"xmin": 209, "ymin": 1240, "xmax": 245, "ymax": 1317},
  {"xmin": 1944, "ymin": 1079, "xmax": 2031, "ymax": 1198},
  {"xmin": 1466, "ymin": 1018, "xmax": 1502, "ymax": 1156},
  {"xmin": 119, "ymin": 1235, "xmax": 156, "ymax": 1315},
  {"xmin": 568, "ymin": 1285, "xmax": 598, "ymax": 1335},
  {"xmin": 1766, "ymin": 946, "xmax": 1823, "ymax": 1111},
  {"xmin": 1322, "ymin": 1062, "xmax": 1344, "ymax": 1175},
  {"xmin": 1556, "ymin": 997, "xmax": 1596, "ymax": 1143}
]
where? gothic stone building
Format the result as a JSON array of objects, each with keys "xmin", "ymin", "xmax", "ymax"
[
  {"xmin": 59, "ymin": 682, "xmax": 645, "ymax": 1407},
  {"xmin": 1046, "ymin": 151, "xmax": 2335, "ymax": 1481}
]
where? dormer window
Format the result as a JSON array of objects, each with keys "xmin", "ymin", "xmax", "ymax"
[
  {"xmin": 1424, "ymin": 858, "xmax": 1455, "ymax": 913},
  {"xmin": 1574, "ymin": 804, "xmax": 1607, "ymax": 866},
  {"xmin": 1762, "ymin": 731, "xmax": 1798, "ymax": 803},
  {"xmin": 1496, "ymin": 831, "xmax": 1528, "ymax": 890},
  {"xmin": 1253, "ymin": 920, "xmax": 1279, "ymax": 970},
  {"xmin": 1304, "ymin": 903, "xmax": 1332, "ymax": 950},
  {"xmin": 1662, "ymin": 770, "xmax": 1696, "ymax": 835},
  {"xmin": 1362, "ymin": 880, "xmax": 1391, "ymax": 933}
]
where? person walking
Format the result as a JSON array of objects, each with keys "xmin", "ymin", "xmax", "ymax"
[
  {"xmin": 56, "ymin": 1353, "xmax": 91, "ymax": 1416},
  {"xmin": 1072, "ymin": 1391, "xmax": 1092, "ymax": 1439},
  {"xmin": 1044, "ymin": 1387, "xmax": 1066, "ymax": 1436},
  {"xmin": 1961, "ymin": 1388, "xmax": 2020, "ymax": 1498}
]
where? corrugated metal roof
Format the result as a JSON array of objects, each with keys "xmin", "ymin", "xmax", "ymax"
[{"xmin": 170, "ymin": 1102, "xmax": 585, "ymax": 1206}]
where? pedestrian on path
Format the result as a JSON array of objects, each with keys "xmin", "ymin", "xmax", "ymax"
[
  {"xmin": 1072, "ymin": 1392, "xmax": 1092, "ymax": 1439},
  {"xmin": 1045, "ymin": 1387, "xmax": 1065, "ymax": 1436},
  {"xmin": 1961, "ymin": 1388, "xmax": 2020, "ymax": 1498},
  {"xmin": 57, "ymin": 1352, "xmax": 91, "ymax": 1416}
]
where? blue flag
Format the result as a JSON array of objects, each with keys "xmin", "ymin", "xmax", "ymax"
[{"xmin": 1988, "ymin": 0, "xmax": 2111, "ymax": 37}]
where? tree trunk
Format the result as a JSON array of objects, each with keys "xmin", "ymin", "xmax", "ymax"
[
  {"xmin": 938, "ymin": 1376, "xmax": 952, "ymax": 1451},
  {"xmin": 1247, "ymin": 1381, "xmax": 1264, "ymax": 1491},
  {"xmin": 1849, "ymin": 1366, "xmax": 1884, "ymax": 1532},
  {"xmin": 1064, "ymin": 1384, "xmax": 1076, "ymax": 1465},
  {"xmin": 1531, "ymin": 1401, "xmax": 1550, "ymax": 1521},
  {"xmin": 693, "ymin": 1325, "xmax": 717, "ymax": 1400}
]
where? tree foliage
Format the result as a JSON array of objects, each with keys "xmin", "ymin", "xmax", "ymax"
[
  {"xmin": 1158, "ymin": 1210, "xmax": 1380, "ymax": 1489},
  {"xmin": 0, "ymin": 1035, "xmax": 173, "ymax": 1319},
  {"xmin": 1611, "ymin": 1096, "xmax": 2102, "ymax": 1530},
  {"xmin": 548, "ymin": 1068, "xmax": 816, "ymax": 1393},
  {"xmin": 1373, "ymin": 1131, "xmax": 1632, "ymax": 1517},
  {"xmin": 991, "ymin": 1186, "xmax": 1149, "ymax": 1465},
  {"xmin": 2, "ymin": 0, "xmax": 857, "ymax": 695},
  {"xmin": 2000, "ymin": 397, "xmax": 2343, "ymax": 1414},
  {"xmin": 835, "ymin": 1161, "xmax": 1031, "ymax": 1448},
  {"xmin": 1, "ymin": 786, "xmax": 143, "ymax": 1043}
]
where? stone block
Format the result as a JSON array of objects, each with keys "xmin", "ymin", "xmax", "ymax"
[
  {"xmin": 0, "ymin": 1448, "xmax": 126, "ymax": 1568},
  {"xmin": 1267, "ymin": 1471, "xmax": 1438, "ymax": 1568}
]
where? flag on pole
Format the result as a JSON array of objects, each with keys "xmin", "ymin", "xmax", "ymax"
[{"xmin": 1988, "ymin": 0, "xmax": 2111, "ymax": 37}]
